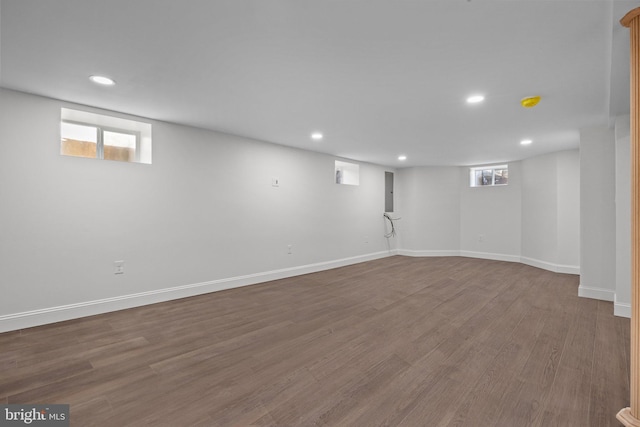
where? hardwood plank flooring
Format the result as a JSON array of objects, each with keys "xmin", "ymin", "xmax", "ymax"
[{"xmin": 0, "ymin": 256, "xmax": 630, "ymax": 426}]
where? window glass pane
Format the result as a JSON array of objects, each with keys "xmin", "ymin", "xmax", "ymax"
[
  {"xmin": 470, "ymin": 165, "xmax": 508, "ymax": 187},
  {"xmin": 474, "ymin": 170, "xmax": 484, "ymax": 186},
  {"xmin": 104, "ymin": 130, "xmax": 136, "ymax": 162},
  {"xmin": 61, "ymin": 122, "xmax": 98, "ymax": 159},
  {"xmin": 335, "ymin": 160, "xmax": 360, "ymax": 185},
  {"xmin": 482, "ymin": 169, "xmax": 492, "ymax": 186},
  {"xmin": 61, "ymin": 108, "xmax": 152, "ymax": 164},
  {"xmin": 494, "ymin": 168, "xmax": 508, "ymax": 185}
]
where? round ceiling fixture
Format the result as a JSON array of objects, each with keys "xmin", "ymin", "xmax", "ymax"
[
  {"xmin": 521, "ymin": 96, "xmax": 541, "ymax": 108},
  {"xmin": 89, "ymin": 75, "xmax": 116, "ymax": 86},
  {"xmin": 466, "ymin": 95, "xmax": 485, "ymax": 104}
]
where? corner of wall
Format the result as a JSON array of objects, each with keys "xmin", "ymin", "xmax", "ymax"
[
  {"xmin": 578, "ymin": 282, "xmax": 615, "ymax": 302},
  {"xmin": 614, "ymin": 293, "xmax": 632, "ymax": 318}
]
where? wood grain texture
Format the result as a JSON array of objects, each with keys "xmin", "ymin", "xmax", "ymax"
[
  {"xmin": 0, "ymin": 256, "xmax": 629, "ymax": 426},
  {"xmin": 620, "ymin": 7, "xmax": 640, "ymax": 426}
]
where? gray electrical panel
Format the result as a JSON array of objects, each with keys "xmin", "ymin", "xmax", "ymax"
[{"xmin": 385, "ymin": 171, "xmax": 394, "ymax": 212}]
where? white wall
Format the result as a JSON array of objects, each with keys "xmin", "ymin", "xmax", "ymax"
[
  {"xmin": 460, "ymin": 161, "xmax": 521, "ymax": 261},
  {"xmin": 0, "ymin": 88, "xmax": 396, "ymax": 332},
  {"xmin": 397, "ymin": 152, "xmax": 580, "ymax": 274},
  {"xmin": 518, "ymin": 150, "xmax": 581, "ymax": 273},
  {"xmin": 615, "ymin": 115, "xmax": 631, "ymax": 316},
  {"xmin": 395, "ymin": 166, "xmax": 460, "ymax": 255},
  {"xmin": 521, "ymin": 153, "xmax": 559, "ymax": 268},
  {"xmin": 557, "ymin": 150, "xmax": 581, "ymax": 268},
  {"xmin": 0, "ymin": 87, "xmax": 593, "ymax": 331},
  {"xmin": 579, "ymin": 126, "xmax": 616, "ymax": 302}
]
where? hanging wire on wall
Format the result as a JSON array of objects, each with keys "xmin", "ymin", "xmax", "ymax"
[{"xmin": 383, "ymin": 213, "xmax": 401, "ymax": 238}]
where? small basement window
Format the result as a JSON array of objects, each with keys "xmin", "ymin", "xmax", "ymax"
[
  {"xmin": 335, "ymin": 160, "xmax": 359, "ymax": 185},
  {"xmin": 470, "ymin": 164, "xmax": 508, "ymax": 187},
  {"xmin": 61, "ymin": 108, "xmax": 152, "ymax": 164}
]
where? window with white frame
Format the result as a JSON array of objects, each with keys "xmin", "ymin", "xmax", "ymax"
[
  {"xmin": 60, "ymin": 108, "xmax": 152, "ymax": 164},
  {"xmin": 335, "ymin": 160, "xmax": 360, "ymax": 185},
  {"xmin": 469, "ymin": 165, "xmax": 508, "ymax": 187}
]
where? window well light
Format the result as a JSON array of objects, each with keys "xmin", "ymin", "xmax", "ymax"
[
  {"xmin": 520, "ymin": 139, "xmax": 533, "ymax": 145},
  {"xmin": 398, "ymin": 155, "xmax": 407, "ymax": 161},
  {"xmin": 89, "ymin": 75, "xmax": 116, "ymax": 86},
  {"xmin": 311, "ymin": 132, "xmax": 323, "ymax": 141},
  {"xmin": 466, "ymin": 95, "xmax": 485, "ymax": 104}
]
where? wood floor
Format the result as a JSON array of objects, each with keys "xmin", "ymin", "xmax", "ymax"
[{"xmin": 0, "ymin": 256, "xmax": 630, "ymax": 426}]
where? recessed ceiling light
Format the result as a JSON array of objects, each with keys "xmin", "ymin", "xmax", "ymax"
[
  {"xmin": 520, "ymin": 139, "xmax": 533, "ymax": 145},
  {"xmin": 311, "ymin": 132, "xmax": 323, "ymax": 141},
  {"xmin": 466, "ymin": 95, "xmax": 485, "ymax": 104},
  {"xmin": 89, "ymin": 75, "xmax": 115, "ymax": 86},
  {"xmin": 398, "ymin": 155, "xmax": 407, "ymax": 161}
]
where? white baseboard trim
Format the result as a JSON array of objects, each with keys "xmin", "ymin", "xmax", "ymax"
[
  {"xmin": 578, "ymin": 284, "xmax": 615, "ymax": 302},
  {"xmin": 0, "ymin": 250, "xmax": 395, "ymax": 333},
  {"xmin": 520, "ymin": 256, "xmax": 580, "ymax": 275},
  {"xmin": 614, "ymin": 296, "xmax": 631, "ymax": 318},
  {"xmin": 555, "ymin": 264, "xmax": 581, "ymax": 275},
  {"xmin": 459, "ymin": 250, "xmax": 521, "ymax": 264},
  {"xmin": 398, "ymin": 250, "xmax": 579, "ymax": 275},
  {"xmin": 1, "ymin": 249, "xmax": 586, "ymax": 333},
  {"xmin": 396, "ymin": 249, "xmax": 460, "ymax": 257}
]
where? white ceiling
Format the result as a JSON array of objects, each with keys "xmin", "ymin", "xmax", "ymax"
[{"xmin": 1, "ymin": 0, "xmax": 638, "ymax": 167}]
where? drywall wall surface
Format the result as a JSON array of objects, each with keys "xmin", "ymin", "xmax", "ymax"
[
  {"xmin": 395, "ymin": 166, "xmax": 460, "ymax": 253},
  {"xmin": 521, "ymin": 152, "xmax": 559, "ymax": 266},
  {"xmin": 395, "ymin": 155, "xmax": 579, "ymax": 273},
  {"xmin": 459, "ymin": 161, "xmax": 522, "ymax": 259},
  {"xmin": 0, "ymin": 88, "xmax": 395, "ymax": 320},
  {"xmin": 580, "ymin": 126, "xmax": 616, "ymax": 296},
  {"xmin": 556, "ymin": 149, "xmax": 580, "ymax": 269},
  {"xmin": 615, "ymin": 115, "xmax": 631, "ymax": 315}
]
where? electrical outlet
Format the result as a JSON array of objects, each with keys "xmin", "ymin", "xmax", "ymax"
[
  {"xmin": 364, "ymin": 235, "xmax": 369, "ymax": 244},
  {"xmin": 478, "ymin": 234, "xmax": 484, "ymax": 243},
  {"xmin": 114, "ymin": 260, "xmax": 125, "ymax": 275},
  {"xmin": 287, "ymin": 245, "xmax": 292, "ymax": 254},
  {"xmin": 272, "ymin": 177, "xmax": 280, "ymax": 187}
]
